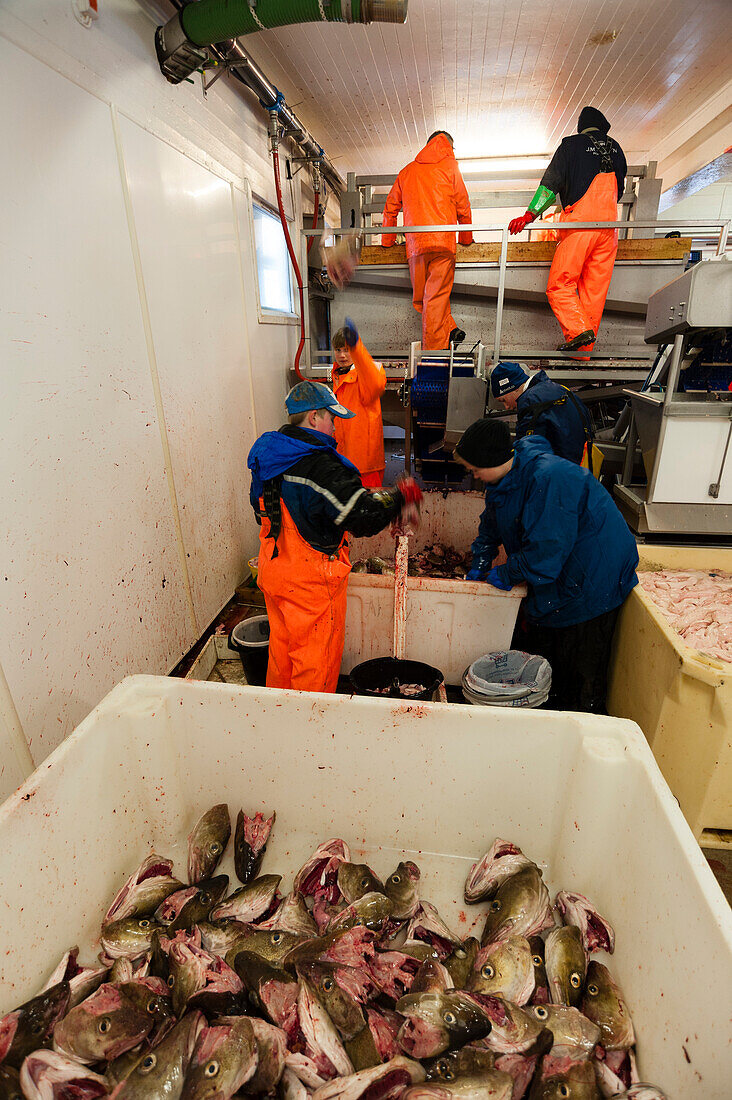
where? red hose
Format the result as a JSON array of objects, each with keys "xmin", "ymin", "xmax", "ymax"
[{"xmin": 272, "ymin": 147, "xmax": 306, "ymax": 380}]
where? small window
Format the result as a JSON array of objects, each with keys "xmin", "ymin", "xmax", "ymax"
[{"xmin": 252, "ymin": 202, "xmax": 295, "ymax": 315}]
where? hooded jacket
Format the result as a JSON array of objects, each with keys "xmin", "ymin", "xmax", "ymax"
[
  {"xmin": 472, "ymin": 436, "xmax": 638, "ymax": 627},
  {"xmin": 331, "ymin": 338, "xmax": 386, "ymax": 475},
  {"xmin": 516, "ymin": 370, "xmax": 593, "ymax": 465},
  {"xmin": 540, "ymin": 108, "xmax": 626, "ymax": 210},
  {"xmin": 381, "ymin": 134, "xmax": 474, "ymax": 259},
  {"xmin": 248, "ymin": 425, "xmax": 399, "ymax": 555}
]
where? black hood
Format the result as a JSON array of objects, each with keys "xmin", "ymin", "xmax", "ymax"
[{"xmin": 578, "ymin": 106, "xmax": 611, "ymax": 134}]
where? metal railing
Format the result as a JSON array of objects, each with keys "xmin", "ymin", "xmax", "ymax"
[{"xmin": 301, "ymin": 219, "xmax": 730, "ymax": 370}]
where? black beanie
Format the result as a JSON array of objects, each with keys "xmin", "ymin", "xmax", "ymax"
[
  {"xmin": 578, "ymin": 106, "xmax": 611, "ymax": 135},
  {"xmin": 455, "ymin": 418, "xmax": 513, "ymax": 468}
]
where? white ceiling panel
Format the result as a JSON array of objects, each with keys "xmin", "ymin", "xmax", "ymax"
[{"xmin": 237, "ymin": 0, "xmax": 732, "ymax": 178}]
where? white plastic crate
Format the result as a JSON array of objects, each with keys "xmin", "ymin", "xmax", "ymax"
[
  {"xmin": 0, "ymin": 676, "xmax": 730, "ymax": 1097},
  {"xmin": 345, "ymin": 490, "xmax": 523, "ymax": 682}
]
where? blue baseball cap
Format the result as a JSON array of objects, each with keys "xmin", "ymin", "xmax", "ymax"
[
  {"xmin": 285, "ymin": 380, "xmax": 355, "ymax": 418},
  {"xmin": 490, "ymin": 361, "xmax": 529, "ymax": 398}
]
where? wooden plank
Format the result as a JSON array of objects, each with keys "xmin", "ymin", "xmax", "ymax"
[{"xmin": 361, "ymin": 238, "xmax": 692, "ymax": 266}]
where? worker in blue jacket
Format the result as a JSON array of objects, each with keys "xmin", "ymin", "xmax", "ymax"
[
  {"xmin": 490, "ymin": 361, "xmax": 592, "ymax": 465},
  {"xmin": 454, "ymin": 418, "xmax": 637, "ymax": 713}
]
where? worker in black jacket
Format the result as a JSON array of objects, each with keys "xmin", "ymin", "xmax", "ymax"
[
  {"xmin": 509, "ymin": 107, "xmax": 627, "ymax": 355},
  {"xmin": 248, "ymin": 380, "xmax": 421, "ymax": 693},
  {"xmin": 490, "ymin": 361, "xmax": 593, "ymax": 465}
]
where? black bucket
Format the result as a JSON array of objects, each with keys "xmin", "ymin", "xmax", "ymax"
[
  {"xmin": 350, "ymin": 657, "xmax": 444, "ymax": 701},
  {"xmin": 229, "ymin": 615, "xmax": 269, "ymax": 686}
]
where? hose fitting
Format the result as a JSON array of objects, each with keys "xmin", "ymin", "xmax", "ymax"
[{"xmin": 155, "ymin": 12, "xmax": 209, "ymax": 85}]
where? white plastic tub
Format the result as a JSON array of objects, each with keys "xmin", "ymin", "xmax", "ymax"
[
  {"xmin": 1, "ymin": 676, "xmax": 730, "ymax": 1096},
  {"xmin": 345, "ymin": 490, "xmax": 523, "ymax": 682},
  {"xmin": 343, "ymin": 573, "xmax": 523, "ymax": 682}
]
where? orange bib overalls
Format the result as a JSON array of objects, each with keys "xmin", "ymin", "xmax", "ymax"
[
  {"xmin": 256, "ymin": 501, "xmax": 351, "ymax": 693},
  {"xmin": 546, "ymin": 172, "xmax": 619, "ymax": 354}
]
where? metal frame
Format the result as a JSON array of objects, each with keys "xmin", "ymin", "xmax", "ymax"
[{"xmin": 302, "ymin": 218, "xmax": 730, "ymax": 372}]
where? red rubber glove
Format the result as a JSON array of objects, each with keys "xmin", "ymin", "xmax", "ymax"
[
  {"xmin": 397, "ymin": 476, "xmax": 423, "ymax": 508},
  {"xmin": 508, "ymin": 211, "xmax": 536, "ymax": 235}
]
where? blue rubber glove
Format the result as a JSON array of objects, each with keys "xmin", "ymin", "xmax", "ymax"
[
  {"xmin": 466, "ymin": 567, "xmax": 486, "ymax": 581},
  {"xmin": 343, "ymin": 316, "xmax": 359, "ymax": 348},
  {"xmin": 486, "ymin": 566, "xmax": 512, "ymax": 591}
]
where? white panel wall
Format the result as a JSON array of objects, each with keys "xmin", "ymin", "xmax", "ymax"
[
  {"xmin": 0, "ymin": 1, "xmax": 306, "ymax": 797},
  {"xmin": 119, "ymin": 115, "xmax": 257, "ymax": 631},
  {"xmin": 0, "ymin": 36, "xmax": 192, "ymax": 764}
]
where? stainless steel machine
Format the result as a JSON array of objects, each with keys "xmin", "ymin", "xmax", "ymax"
[{"xmin": 614, "ymin": 254, "xmax": 732, "ymax": 536}]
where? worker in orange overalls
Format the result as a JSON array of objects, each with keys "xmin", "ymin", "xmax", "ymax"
[
  {"xmin": 331, "ymin": 318, "xmax": 386, "ymax": 488},
  {"xmin": 382, "ymin": 131, "xmax": 474, "ymax": 351},
  {"xmin": 247, "ymin": 381, "xmax": 422, "ymax": 693},
  {"xmin": 509, "ymin": 107, "xmax": 627, "ymax": 355}
]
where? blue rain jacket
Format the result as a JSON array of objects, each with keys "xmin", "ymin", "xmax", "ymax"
[
  {"xmin": 516, "ymin": 370, "xmax": 592, "ymax": 464},
  {"xmin": 472, "ymin": 435, "xmax": 638, "ymax": 627}
]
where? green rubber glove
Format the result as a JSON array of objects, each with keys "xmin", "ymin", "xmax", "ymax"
[{"xmin": 528, "ymin": 184, "xmax": 557, "ymax": 217}]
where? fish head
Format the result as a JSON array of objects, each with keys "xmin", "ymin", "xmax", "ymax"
[
  {"xmin": 544, "ymin": 926, "xmax": 587, "ymax": 1007},
  {"xmin": 469, "ymin": 937, "xmax": 535, "ymax": 1004},
  {"xmin": 472, "ymin": 994, "xmax": 546, "ymax": 1055},
  {"xmin": 19, "ymin": 1050, "xmax": 107, "ymax": 1100},
  {"xmin": 210, "ymin": 874, "xmax": 281, "ymax": 923},
  {"xmin": 443, "ymin": 938, "xmax": 478, "ymax": 989},
  {"xmin": 331, "ymin": 892, "xmax": 393, "ymax": 933},
  {"xmin": 169, "ymin": 876, "xmax": 229, "ymax": 932},
  {"xmin": 109, "ymin": 1009, "xmax": 204, "ymax": 1099},
  {"xmin": 384, "ymin": 862, "xmax": 422, "ymax": 919},
  {"xmin": 188, "ymin": 804, "xmax": 231, "ymax": 884},
  {"xmin": 0, "ymin": 981, "xmax": 70, "ymax": 1069},
  {"xmin": 53, "ymin": 983, "xmax": 152, "ymax": 1064},
  {"xmin": 480, "ymin": 868, "xmax": 548, "ymax": 946},
  {"xmin": 117, "ymin": 978, "xmax": 174, "ymax": 1036},
  {"xmin": 531, "ymin": 1059, "xmax": 599, "ymax": 1099},
  {"xmin": 425, "ymin": 1046, "xmax": 496, "ymax": 1081},
  {"xmin": 168, "ymin": 943, "xmax": 215, "ymax": 1016},
  {"xmin": 230, "ymin": 929, "xmax": 304, "ymax": 968},
  {"xmin": 337, "ymin": 862, "xmax": 385, "ymax": 904},
  {"xmin": 297, "ymin": 962, "xmax": 365, "ymax": 1040},
  {"xmin": 528, "ymin": 1003, "xmax": 600, "ymax": 1053},
  {"xmin": 180, "ymin": 1018, "xmax": 257, "ymax": 1100},
  {"xmin": 581, "ymin": 962, "xmax": 635, "ymax": 1050},
  {"xmin": 396, "ymin": 992, "xmax": 492, "ymax": 1058},
  {"xmin": 555, "ymin": 892, "xmax": 615, "ymax": 955},
  {"xmin": 234, "ymin": 810, "xmax": 276, "ymax": 885},
  {"xmin": 101, "ymin": 917, "xmax": 158, "ymax": 960},
  {"xmin": 463, "ymin": 840, "xmax": 533, "ymax": 904}
]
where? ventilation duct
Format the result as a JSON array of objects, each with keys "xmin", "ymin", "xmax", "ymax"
[{"xmin": 157, "ymin": 0, "xmax": 408, "ymax": 84}]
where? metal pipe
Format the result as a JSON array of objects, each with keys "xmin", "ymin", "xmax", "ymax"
[
  {"xmin": 312, "ymin": 219, "xmax": 731, "ymax": 234},
  {"xmin": 166, "ymin": 2, "xmax": 344, "ymax": 193},
  {"xmin": 493, "ymin": 226, "xmax": 508, "ymax": 363}
]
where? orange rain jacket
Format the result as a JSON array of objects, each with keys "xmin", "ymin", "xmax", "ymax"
[
  {"xmin": 331, "ymin": 338, "xmax": 386, "ymax": 477},
  {"xmin": 381, "ymin": 134, "xmax": 474, "ymax": 259}
]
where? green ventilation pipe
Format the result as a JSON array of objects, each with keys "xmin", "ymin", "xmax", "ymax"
[
  {"xmin": 156, "ymin": 1, "xmax": 407, "ymax": 83},
  {"xmin": 182, "ymin": 1, "xmax": 407, "ymax": 46}
]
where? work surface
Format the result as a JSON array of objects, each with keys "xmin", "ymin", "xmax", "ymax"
[{"xmin": 361, "ymin": 237, "xmax": 693, "ymax": 265}]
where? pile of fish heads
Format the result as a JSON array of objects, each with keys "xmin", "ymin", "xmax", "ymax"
[{"xmin": 0, "ymin": 811, "xmax": 668, "ymax": 1100}]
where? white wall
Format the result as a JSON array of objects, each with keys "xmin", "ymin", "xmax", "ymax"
[{"xmin": 0, "ymin": 1, "xmax": 306, "ymax": 797}]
